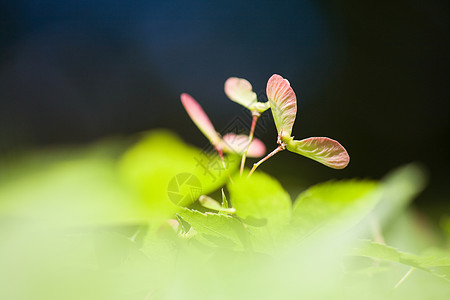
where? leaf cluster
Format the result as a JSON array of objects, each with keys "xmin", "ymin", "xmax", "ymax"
[{"xmin": 1, "ymin": 131, "xmax": 449, "ymax": 299}]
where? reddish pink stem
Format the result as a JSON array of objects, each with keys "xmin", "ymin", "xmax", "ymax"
[
  {"xmin": 240, "ymin": 114, "xmax": 259, "ymax": 176},
  {"xmin": 248, "ymin": 145, "xmax": 284, "ymax": 177}
]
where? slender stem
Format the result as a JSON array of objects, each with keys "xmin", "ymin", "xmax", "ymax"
[
  {"xmin": 248, "ymin": 145, "xmax": 284, "ymax": 177},
  {"xmin": 394, "ymin": 267, "xmax": 415, "ymax": 289},
  {"xmin": 217, "ymin": 148, "xmax": 234, "ymax": 183},
  {"xmin": 240, "ymin": 114, "xmax": 259, "ymax": 176}
]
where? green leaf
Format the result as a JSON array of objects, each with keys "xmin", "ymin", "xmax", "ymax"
[
  {"xmin": 291, "ymin": 180, "xmax": 379, "ymax": 241},
  {"xmin": 221, "ymin": 189, "xmax": 228, "ymax": 208},
  {"xmin": 177, "ymin": 208, "xmax": 249, "ymax": 249},
  {"xmin": 371, "ymin": 164, "xmax": 427, "ymax": 227},
  {"xmin": 442, "ymin": 216, "xmax": 450, "ymax": 242},
  {"xmin": 349, "ymin": 240, "xmax": 450, "ymax": 281},
  {"xmin": 119, "ymin": 130, "xmax": 239, "ymax": 216},
  {"xmin": 228, "ymin": 172, "xmax": 291, "ymax": 250},
  {"xmin": 199, "ymin": 195, "xmax": 236, "ymax": 214},
  {"xmin": 0, "ymin": 144, "xmax": 151, "ymax": 226}
]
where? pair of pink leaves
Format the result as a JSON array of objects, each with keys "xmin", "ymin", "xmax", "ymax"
[
  {"xmin": 266, "ymin": 74, "xmax": 349, "ymax": 169},
  {"xmin": 181, "ymin": 93, "xmax": 266, "ymax": 157},
  {"xmin": 182, "ymin": 74, "xmax": 349, "ymax": 169},
  {"xmin": 224, "ymin": 75, "xmax": 349, "ymax": 169}
]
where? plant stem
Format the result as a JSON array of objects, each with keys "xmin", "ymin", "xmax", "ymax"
[
  {"xmin": 240, "ymin": 114, "xmax": 259, "ymax": 176},
  {"xmin": 248, "ymin": 145, "xmax": 284, "ymax": 177},
  {"xmin": 394, "ymin": 267, "xmax": 415, "ymax": 289},
  {"xmin": 217, "ymin": 148, "xmax": 234, "ymax": 183}
]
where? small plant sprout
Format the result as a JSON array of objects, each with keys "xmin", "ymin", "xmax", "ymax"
[
  {"xmin": 198, "ymin": 195, "xmax": 236, "ymax": 214},
  {"xmin": 224, "ymin": 77, "xmax": 270, "ymax": 175},
  {"xmin": 248, "ymin": 74, "xmax": 350, "ymax": 176},
  {"xmin": 180, "ymin": 93, "xmax": 266, "ymax": 171}
]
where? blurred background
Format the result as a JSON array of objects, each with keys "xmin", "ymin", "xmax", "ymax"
[{"xmin": 0, "ymin": 0, "xmax": 449, "ymax": 207}]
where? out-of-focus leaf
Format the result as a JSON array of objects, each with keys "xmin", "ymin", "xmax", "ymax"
[
  {"xmin": 349, "ymin": 240, "xmax": 450, "ymax": 281},
  {"xmin": 228, "ymin": 172, "xmax": 291, "ymax": 251},
  {"xmin": 383, "ymin": 210, "xmax": 440, "ymax": 253},
  {"xmin": 222, "ymin": 133, "xmax": 266, "ymax": 157},
  {"xmin": 177, "ymin": 208, "xmax": 249, "ymax": 249},
  {"xmin": 0, "ymin": 149, "xmax": 150, "ymax": 226},
  {"xmin": 371, "ymin": 164, "xmax": 427, "ymax": 227},
  {"xmin": 442, "ymin": 216, "xmax": 450, "ymax": 243},
  {"xmin": 0, "ymin": 130, "xmax": 238, "ymax": 226},
  {"xmin": 291, "ymin": 180, "xmax": 378, "ymax": 241},
  {"xmin": 266, "ymin": 74, "xmax": 297, "ymax": 139},
  {"xmin": 119, "ymin": 130, "xmax": 239, "ymax": 218},
  {"xmin": 286, "ymin": 137, "xmax": 349, "ymax": 169},
  {"xmin": 224, "ymin": 77, "xmax": 270, "ymax": 113},
  {"xmin": 224, "ymin": 77, "xmax": 257, "ymax": 109}
]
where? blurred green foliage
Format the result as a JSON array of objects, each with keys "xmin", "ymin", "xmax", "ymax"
[{"xmin": 0, "ymin": 130, "xmax": 449, "ymax": 299}]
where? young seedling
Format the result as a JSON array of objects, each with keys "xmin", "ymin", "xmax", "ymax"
[
  {"xmin": 180, "ymin": 93, "xmax": 266, "ymax": 174},
  {"xmin": 224, "ymin": 77, "xmax": 270, "ymax": 175},
  {"xmin": 248, "ymin": 74, "xmax": 350, "ymax": 176}
]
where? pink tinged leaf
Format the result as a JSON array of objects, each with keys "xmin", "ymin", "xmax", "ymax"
[
  {"xmin": 224, "ymin": 77, "xmax": 257, "ymax": 109},
  {"xmin": 286, "ymin": 137, "xmax": 350, "ymax": 169},
  {"xmin": 266, "ymin": 74, "xmax": 297, "ymax": 139},
  {"xmin": 167, "ymin": 219, "xmax": 180, "ymax": 232},
  {"xmin": 246, "ymin": 137, "xmax": 266, "ymax": 157},
  {"xmin": 221, "ymin": 133, "xmax": 266, "ymax": 157},
  {"xmin": 181, "ymin": 93, "xmax": 222, "ymax": 146}
]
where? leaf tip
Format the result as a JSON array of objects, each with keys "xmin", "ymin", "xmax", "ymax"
[
  {"xmin": 224, "ymin": 77, "xmax": 257, "ymax": 109},
  {"xmin": 180, "ymin": 93, "xmax": 221, "ymax": 145}
]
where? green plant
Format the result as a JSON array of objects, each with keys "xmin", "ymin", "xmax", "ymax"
[
  {"xmin": 224, "ymin": 77, "xmax": 270, "ymax": 174},
  {"xmin": 183, "ymin": 74, "xmax": 349, "ymax": 178},
  {"xmin": 181, "ymin": 92, "xmax": 265, "ymax": 181},
  {"xmin": 250, "ymin": 74, "xmax": 349, "ymax": 175},
  {"xmin": 0, "ymin": 75, "xmax": 449, "ymax": 300}
]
